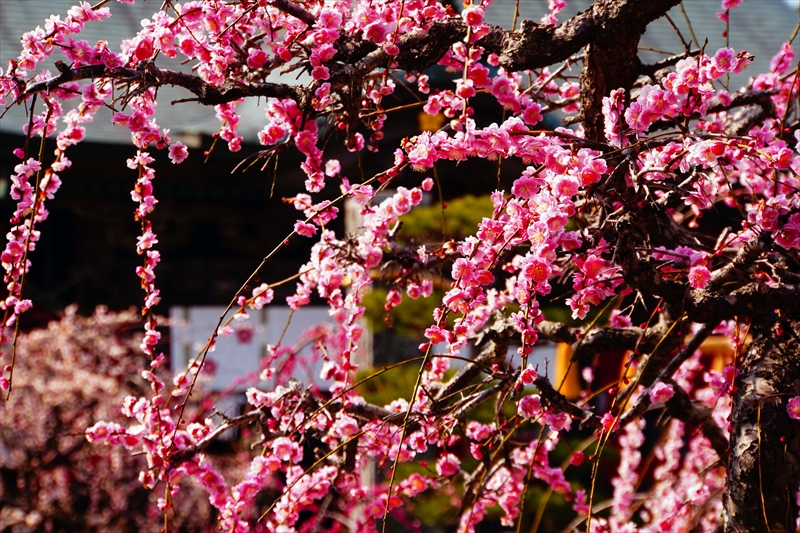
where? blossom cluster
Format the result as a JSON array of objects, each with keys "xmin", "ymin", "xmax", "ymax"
[{"xmin": 1, "ymin": 0, "xmax": 799, "ymax": 531}]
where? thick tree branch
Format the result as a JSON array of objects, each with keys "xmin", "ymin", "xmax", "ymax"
[
  {"xmin": 537, "ymin": 320, "xmax": 653, "ymax": 356},
  {"xmin": 166, "ymin": 396, "xmax": 425, "ymax": 470},
  {"xmin": 664, "ymin": 380, "xmax": 729, "ymax": 460},
  {"xmin": 166, "ymin": 408, "xmax": 263, "ymax": 468},
  {"xmin": 617, "ymin": 228, "xmax": 800, "ymax": 323},
  {"xmin": 433, "ymin": 319, "xmax": 515, "ymax": 403},
  {"xmin": 619, "ymin": 321, "xmax": 718, "ymax": 426},
  {"xmin": 705, "ymin": 234, "xmax": 767, "ymax": 292},
  {"xmin": 268, "ymin": 0, "xmax": 316, "ymax": 27},
  {"xmin": 533, "ymin": 375, "xmax": 602, "ymax": 430},
  {"xmin": 481, "ymin": 0, "xmax": 681, "ymax": 73},
  {"xmin": 15, "ymin": 0, "xmax": 683, "ymax": 135},
  {"xmin": 336, "ymin": 0, "xmax": 683, "ymax": 83},
  {"xmin": 685, "ymin": 282, "xmax": 800, "ymax": 323},
  {"xmin": 706, "ymin": 89, "xmax": 778, "ymax": 115},
  {"xmin": 579, "ymin": 0, "xmax": 682, "ymax": 139},
  {"xmin": 20, "ymin": 61, "xmax": 309, "ymax": 107},
  {"xmin": 639, "ymin": 49, "xmax": 701, "ymax": 78}
]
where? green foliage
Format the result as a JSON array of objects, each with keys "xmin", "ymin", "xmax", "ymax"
[
  {"xmin": 362, "ymin": 287, "xmax": 433, "ymax": 336},
  {"xmin": 363, "ymin": 287, "xmax": 457, "ymax": 337},
  {"xmin": 356, "ymin": 361, "xmax": 422, "ymax": 406},
  {"xmin": 397, "ymin": 194, "xmax": 493, "ymax": 245}
]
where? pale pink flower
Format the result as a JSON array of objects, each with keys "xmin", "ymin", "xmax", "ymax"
[
  {"xmin": 324, "ymin": 159, "xmax": 340, "ymax": 177},
  {"xmin": 136, "ymin": 230, "xmax": 158, "ymax": 252},
  {"xmin": 272, "ymin": 437, "xmax": 302, "ymax": 463},
  {"xmin": 770, "ymin": 42, "xmax": 795, "ymax": 74},
  {"xmin": 168, "ymin": 142, "xmax": 188, "ymax": 164},
  {"xmin": 545, "ymin": 411, "xmax": 571, "ymax": 431}
]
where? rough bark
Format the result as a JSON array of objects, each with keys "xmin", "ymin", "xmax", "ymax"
[
  {"xmin": 581, "ymin": 34, "xmax": 638, "ymax": 141},
  {"xmin": 579, "ymin": 0, "xmax": 681, "ymax": 141},
  {"xmin": 724, "ymin": 312, "xmax": 800, "ymax": 533}
]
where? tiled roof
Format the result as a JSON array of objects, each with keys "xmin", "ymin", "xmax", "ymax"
[
  {"xmin": 0, "ymin": 1, "xmax": 224, "ymax": 144},
  {"xmin": 2, "ymin": 1, "xmax": 798, "ymax": 144}
]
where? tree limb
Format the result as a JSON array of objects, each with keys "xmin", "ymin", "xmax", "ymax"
[
  {"xmin": 619, "ymin": 321, "xmax": 718, "ymax": 426},
  {"xmin": 20, "ymin": 62, "xmax": 309, "ymax": 107},
  {"xmin": 533, "ymin": 375, "xmax": 602, "ymax": 430},
  {"xmin": 267, "ymin": 0, "xmax": 316, "ymax": 27},
  {"xmin": 664, "ymin": 380, "xmax": 729, "ymax": 460}
]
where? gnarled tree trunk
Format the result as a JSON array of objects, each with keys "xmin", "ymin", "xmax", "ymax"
[{"xmin": 725, "ymin": 312, "xmax": 800, "ymax": 533}]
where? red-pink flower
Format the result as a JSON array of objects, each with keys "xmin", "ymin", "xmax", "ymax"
[
  {"xmin": 247, "ymin": 48, "xmax": 268, "ymax": 69},
  {"xmin": 601, "ymin": 413, "xmax": 620, "ymax": 433},
  {"xmin": 462, "ymin": 6, "xmax": 484, "ymax": 28},
  {"xmin": 425, "ymin": 325, "xmax": 447, "ymax": 345},
  {"xmin": 436, "ymin": 453, "xmax": 460, "ymax": 477},
  {"xmin": 294, "ymin": 220, "xmax": 317, "ymax": 238},
  {"xmin": 570, "ymin": 450, "xmax": 585, "ymax": 466},
  {"xmin": 787, "ymin": 396, "xmax": 800, "ymax": 420},
  {"xmin": 512, "ymin": 175, "xmax": 539, "ymax": 199},
  {"xmin": 689, "ymin": 265, "xmax": 712, "ymax": 289},
  {"xmin": 518, "ymin": 394, "xmax": 542, "ymax": 419},
  {"xmin": 520, "ymin": 365, "xmax": 538, "ymax": 385}
]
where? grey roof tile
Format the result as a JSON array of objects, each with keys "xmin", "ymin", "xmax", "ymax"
[{"xmin": 1, "ymin": 0, "xmax": 220, "ymax": 144}]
